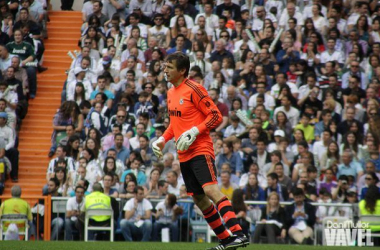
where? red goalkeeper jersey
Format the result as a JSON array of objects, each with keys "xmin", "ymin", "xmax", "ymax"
[{"xmin": 162, "ymin": 79, "xmax": 222, "ymax": 162}]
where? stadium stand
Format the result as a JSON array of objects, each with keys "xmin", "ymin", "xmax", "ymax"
[{"xmin": 3, "ymin": 10, "xmax": 82, "ymax": 196}]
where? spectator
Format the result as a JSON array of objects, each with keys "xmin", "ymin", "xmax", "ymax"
[
  {"xmin": 0, "ymin": 112, "xmax": 17, "ymax": 181},
  {"xmin": 331, "ymin": 175, "xmax": 350, "ymax": 202},
  {"xmin": 319, "ymin": 168, "xmax": 338, "ymax": 194},
  {"xmin": 48, "ymin": 178, "xmax": 64, "ymax": 240},
  {"xmin": 166, "ymin": 170, "xmax": 183, "ymax": 196},
  {"xmin": 253, "ymin": 192, "xmax": 286, "ymax": 243},
  {"xmin": 153, "ymin": 193, "xmax": 182, "ymax": 241},
  {"xmin": 337, "ymin": 150, "xmax": 364, "ymax": 181},
  {"xmin": 239, "ymin": 163, "xmax": 267, "ymax": 189},
  {"xmin": 265, "ymin": 172, "xmax": 289, "ymax": 201},
  {"xmin": 106, "ymin": 133, "xmax": 130, "ymax": 164},
  {"xmin": 120, "ymin": 186, "xmax": 153, "ymax": 241},
  {"xmin": 121, "ymin": 158, "xmax": 146, "ymax": 186},
  {"xmin": 218, "ymin": 171, "xmax": 238, "ymax": 200},
  {"xmin": 64, "ymin": 185, "xmax": 85, "ymax": 240},
  {"xmin": 285, "ymin": 188, "xmax": 316, "ymax": 245},
  {"xmin": 359, "ymin": 172, "xmax": 380, "ymax": 200},
  {"xmin": 216, "ymin": 140, "xmax": 243, "ymax": 176},
  {"xmin": 242, "ymin": 173, "xmax": 265, "ymax": 207}
]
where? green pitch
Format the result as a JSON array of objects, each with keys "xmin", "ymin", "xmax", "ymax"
[{"xmin": 0, "ymin": 242, "xmax": 357, "ymax": 250}]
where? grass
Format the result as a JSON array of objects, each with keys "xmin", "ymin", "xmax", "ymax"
[{"xmin": 0, "ymin": 242, "xmax": 360, "ymax": 250}]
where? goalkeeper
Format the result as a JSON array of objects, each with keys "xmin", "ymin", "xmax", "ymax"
[{"xmin": 152, "ymin": 52, "xmax": 249, "ymax": 250}]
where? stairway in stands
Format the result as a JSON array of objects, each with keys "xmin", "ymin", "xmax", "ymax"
[{"xmin": 2, "ymin": 11, "xmax": 82, "ymax": 196}]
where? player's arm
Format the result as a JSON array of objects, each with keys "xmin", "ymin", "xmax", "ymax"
[
  {"xmin": 192, "ymin": 85, "xmax": 223, "ymax": 134},
  {"xmin": 153, "ymin": 122, "xmax": 174, "ymax": 158},
  {"xmin": 162, "ymin": 122, "xmax": 174, "ymax": 142},
  {"xmin": 176, "ymin": 83, "xmax": 223, "ymax": 151}
]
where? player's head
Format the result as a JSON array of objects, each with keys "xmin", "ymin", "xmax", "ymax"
[{"xmin": 164, "ymin": 52, "xmax": 190, "ymax": 79}]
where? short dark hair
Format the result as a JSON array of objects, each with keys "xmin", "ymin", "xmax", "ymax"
[
  {"xmin": 49, "ymin": 178, "xmax": 60, "ymax": 187},
  {"xmin": 158, "ymin": 180, "xmax": 167, "ymax": 188},
  {"xmin": 267, "ymin": 172, "xmax": 278, "ymax": 181},
  {"xmin": 139, "ymin": 134, "xmax": 149, "ymax": 142},
  {"xmin": 292, "ymin": 187, "xmax": 304, "ymax": 197},
  {"xmin": 165, "ymin": 52, "xmax": 190, "ymax": 77}
]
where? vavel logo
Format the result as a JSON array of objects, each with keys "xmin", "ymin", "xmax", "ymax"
[{"xmin": 324, "ymin": 220, "xmax": 374, "ymax": 246}]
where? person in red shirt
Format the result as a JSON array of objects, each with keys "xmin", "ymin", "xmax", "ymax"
[{"xmin": 152, "ymin": 52, "xmax": 249, "ymax": 250}]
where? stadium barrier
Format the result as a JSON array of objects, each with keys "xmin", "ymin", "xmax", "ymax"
[{"xmin": 1, "ymin": 195, "xmax": 356, "ymax": 242}]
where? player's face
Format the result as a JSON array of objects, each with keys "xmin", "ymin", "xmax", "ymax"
[{"xmin": 164, "ymin": 60, "xmax": 184, "ymax": 83}]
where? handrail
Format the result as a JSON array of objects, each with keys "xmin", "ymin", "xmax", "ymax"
[{"xmin": 51, "ymin": 196, "xmax": 356, "ymax": 208}]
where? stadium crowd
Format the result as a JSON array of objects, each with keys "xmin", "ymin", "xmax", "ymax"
[
  {"xmin": 0, "ymin": 0, "xmax": 47, "ymax": 190},
  {"xmin": 1, "ymin": 0, "xmax": 380, "ymax": 245}
]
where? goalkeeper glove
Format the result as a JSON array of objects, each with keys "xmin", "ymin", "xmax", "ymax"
[
  {"xmin": 152, "ymin": 136, "xmax": 165, "ymax": 158},
  {"xmin": 176, "ymin": 127, "xmax": 199, "ymax": 151}
]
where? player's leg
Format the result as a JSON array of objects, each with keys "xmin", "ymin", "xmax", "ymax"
[
  {"xmin": 192, "ymin": 194, "xmax": 231, "ymax": 240},
  {"xmin": 189, "ymin": 155, "xmax": 249, "ymax": 249},
  {"xmin": 199, "ymin": 155, "xmax": 244, "ymax": 237},
  {"xmin": 180, "ymin": 158, "xmax": 231, "ymax": 241},
  {"xmin": 203, "ymin": 184, "xmax": 244, "ymax": 236}
]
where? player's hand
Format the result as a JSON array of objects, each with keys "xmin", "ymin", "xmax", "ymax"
[
  {"xmin": 152, "ymin": 136, "xmax": 165, "ymax": 158},
  {"xmin": 176, "ymin": 127, "xmax": 199, "ymax": 151}
]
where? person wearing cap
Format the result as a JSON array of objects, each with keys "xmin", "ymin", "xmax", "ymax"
[
  {"xmin": 224, "ymin": 115, "xmax": 245, "ymax": 138},
  {"xmin": 66, "ymin": 67, "xmax": 93, "ymax": 102},
  {"xmin": 268, "ymin": 129, "xmax": 285, "ymax": 152},
  {"xmin": 0, "ymin": 111, "xmax": 18, "ymax": 182}
]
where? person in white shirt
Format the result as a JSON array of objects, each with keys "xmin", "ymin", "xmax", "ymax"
[
  {"xmin": 274, "ymin": 95, "xmax": 300, "ymax": 127},
  {"xmin": 194, "ymin": 1, "xmax": 219, "ymax": 29},
  {"xmin": 153, "ymin": 193, "xmax": 182, "ymax": 241},
  {"xmin": 313, "ymin": 129, "xmax": 332, "ymax": 169},
  {"xmin": 302, "ymin": 0, "xmax": 327, "ymax": 19},
  {"xmin": 64, "ymin": 186, "xmax": 85, "ymax": 241},
  {"xmin": 129, "ymin": 0, "xmax": 152, "ymax": 17},
  {"xmin": 224, "ymin": 115, "xmax": 246, "ymax": 138},
  {"xmin": 124, "ymin": 13, "xmax": 148, "ymax": 39},
  {"xmin": 148, "ymin": 13, "xmax": 171, "ymax": 49},
  {"xmin": 233, "ymin": 29, "xmax": 258, "ymax": 54},
  {"xmin": 119, "ymin": 186, "xmax": 153, "ymax": 241},
  {"xmin": 251, "ymin": 6, "xmax": 278, "ymax": 31},
  {"xmin": 279, "ymin": 2, "xmax": 304, "ymax": 30},
  {"xmin": 166, "ymin": 171, "xmax": 183, "ymax": 196},
  {"xmin": 249, "ymin": 82, "xmax": 275, "ymax": 110},
  {"xmin": 66, "ymin": 67, "xmax": 93, "ymax": 101},
  {"xmin": 320, "ymin": 38, "xmax": 345, "ymax": 65},
  {"xmin": 189, "ymin": 50, "xmax": 212, "ymax": 76},
  {"xmin": 191, "ymin": 16, "xmax": 213, "ymax": 40},
  {"xmin": 170, "ymin": 5, "xmax": 194, "ymax": 29},
  {"xmin": 270, "ymin": 72, "xmax": 299, "ymax": 99}
]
